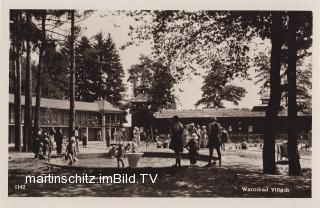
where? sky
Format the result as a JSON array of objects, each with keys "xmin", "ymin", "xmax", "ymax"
[{"xmin": 78, "ymin": 11, "xmax": 265, "ymax": 110}]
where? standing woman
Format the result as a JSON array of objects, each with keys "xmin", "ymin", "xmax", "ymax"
[{"xmin": 169, "ymin": 115, "xmax": 184, "ymax": 167}]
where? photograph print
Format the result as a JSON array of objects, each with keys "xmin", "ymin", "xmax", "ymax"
[{"xmin": 7, "ymin": 9, "xmax": 312, "ymax": 198}]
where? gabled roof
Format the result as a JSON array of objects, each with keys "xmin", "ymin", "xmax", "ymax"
[
  {"xmin": 9, "ymin": 94, "xmax": 123, "ymax": 113},
  {"xmin": 96, "ymin": 100, "xmax": 123, "ymax": 113},
  {"xmin": 130, "ymin": 93, "xmax": 152, "ymax": 103},
  {"xmin": 154, "ymin": 108, "xmax": 311, "ymax": 119}
]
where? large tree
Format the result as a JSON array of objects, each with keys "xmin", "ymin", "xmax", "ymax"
[
  {"xmin": 32, "ymin": 10, "xmax": 47, "ymax": 141},
  {"xmin": 254, "ymin": 52, "xmax": 311, "ymax": 112},
  {"xmin": 23, "ymin": 11, "xmax": 33, "ymax": 152},
  {"xmin": 128, "ymin": 55, "xmax": 177, "ymax": 111},
  {"xmin": 92, "ymin": 33, "xmax": 125, "ymax": 106},
  {"xmin": 74, "ymin": 33, "xmax": 126, "ymax": 105},
  {"xmin": 69, "ymin": 10, "xmax": 76, "ymax": 137},
  {"xmin": 195, "ymin": 61, "xmax": 247, "ymax": 108},
  {"xmin": 10, "ymin": 10, "xmax": 23, "ymax": 151},
  {"xmin": 123, "ymin": 10, "xmax": 312, "ymax": 174}
]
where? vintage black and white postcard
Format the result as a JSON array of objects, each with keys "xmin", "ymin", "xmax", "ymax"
[{"xmin": 1, "ymin": 0, "xmax": 319, "ymax": 207}]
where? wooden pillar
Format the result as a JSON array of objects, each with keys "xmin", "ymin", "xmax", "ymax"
[{"xmin": 101, "ymin": 113, "xmax": 106, "ymax": 141}]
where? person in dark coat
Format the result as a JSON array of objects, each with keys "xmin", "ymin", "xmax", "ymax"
[
  {"xmin": 169, "ymin": 115, "xmax": 184, "ymax": 167},
  {"xmin": 206, "ymin": 117, "xmax": 222, "ymax": 167},
  {"xmin": 34, "ymin": 127, "xmax": 43, "ymax": 159},
  {"xmin": 82, "ymin": 133, "xmax": 87, "ymax": 148},
  {"xmin": 54, "ymin": 127, "xmax": 63, "ymax": 154}
]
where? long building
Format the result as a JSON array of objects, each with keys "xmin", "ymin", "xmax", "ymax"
[
  {"xmin": 153, "ymin": 105, "xmax": 311, "ymax": 142},
  {"xmin": 8, "ymin": 94, "xmax": 126, "ymax": 144},
  {"xmin": 131, "ymin": 91, "xmax": 312, "ymax": 142}
]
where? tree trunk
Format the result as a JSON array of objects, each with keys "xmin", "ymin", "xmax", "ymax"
[
  {"xmin": 69, "ymin": 10, "xmax": 76, "ymax": 137},
  {"xmin": 287, "ymin": 11, "xmax": 302, "ymax": 176},
  {"xmin": 34, "ymin": 11, "xmax": 46, "ymax": 139},
  {"xmin": 263, "ymin": 12, "xmax": 283, "ymax": 174},
  {"xmin": 13, "ymin": 11, "xmax": 22, "ymax": 152},
  {"xmin": 23, "ymin": 11, "xmax": 33, "ymax": 152}
]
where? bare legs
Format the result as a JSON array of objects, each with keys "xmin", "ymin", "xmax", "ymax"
[
  {"xmin": 207, "ymin": 146, "xmax": 222, "ymax": 167},
  {"xmin": 174, "ymin": 151, "xmax": 181, "ymax": 167},
  {"xmin": 117, "ymin": 158, "xmax": 124, "ymax": 168}
]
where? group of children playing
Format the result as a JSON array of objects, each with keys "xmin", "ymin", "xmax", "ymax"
[{"xmin": 106, "ymin": 142, "xmax": 139, "ymax": 168}]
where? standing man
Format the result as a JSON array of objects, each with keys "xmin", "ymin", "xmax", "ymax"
[{"xmin": 206, "ymin": 117, "xmax": 222, "ymax": 167}]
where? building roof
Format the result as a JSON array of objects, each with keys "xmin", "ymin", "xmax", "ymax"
[
  {"xmin": 153, "ymin": 108, "xmax": 311, "ymax": 119},
  {"xmin": 130, "ymin": 93, "xmax": 152, "ymax": 103},
  {"xmin": 9, "ymin": 94, "xmax": 123, "ymax": 113}
]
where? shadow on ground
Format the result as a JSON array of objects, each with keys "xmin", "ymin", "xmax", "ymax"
[{"xmin": 8, "ymin": 156, "xmax": 311, "ymax": 197}]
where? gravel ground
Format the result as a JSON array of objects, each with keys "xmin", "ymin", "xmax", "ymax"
[{"xmin": 8, "ymin": 142, "xmax": 311, "ymax": 197}]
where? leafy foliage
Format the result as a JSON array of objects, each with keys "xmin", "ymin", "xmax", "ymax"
[
  {"xmin": 74, "ymin": 33, "xmax": 126, "ymax": 105},
  {"xmin": 128, "ymin": 55, "xmax": 177, "ymax": 111},
  {"xmin": 195, "ymin": 61, "xmax": 247, "ymax": 108}
]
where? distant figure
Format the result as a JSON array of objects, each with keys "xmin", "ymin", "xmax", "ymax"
[
  {"xmin": 135, "ymin": 127, "xmax": 141, "ymax": 145},
  {"xmin": 82, "ymin": 133, "xmax": 87, "ymax": 148},
  {"xmin": 106, "ymin": 129, "xmax": 111, "ymax": 147},
  {"xmin": 241, "ymin": 140, "xmax": 248, "ymax": 149},
  {"xmin": 169, "ymin": 115, "xmax": 184, "ymax": 167},
  {"xmin": 66, "ymin": 137, "xmax": 78, "ymax": 166},
  {"xmin": 220, "ymin": 128, "xmax": 229, "ymax": 151},
  {"xmin": 156, "ymin": 136, "xmax": 163, "ymax": 148},
  {"xmin": 199, "ymin": 126, "xmax": 207, "ymax": 148},
  {"xmin": 98, "ymin": 130, "xmax": 102, "ymax": 141},
  {"xmin": 42, "ymin": 133, "xmax": 50, "ymax": 158},
  {"xmin": 34, "ymin": 127, "xmax": 43, "ymax": 159},
  {"xmin": 182, "ymin": 128, "xmax": 189, "ymax": 147},
  {"xmin": 185, "ymin": 133, "xmax": 200, "ymax": 165},
  {"xmin": 107, "ymin": 145, "xmax": 117, "ymax": 158},
  {"xmin": 74, "ymin": 126, "xmax": 80, "ymax": 153},
  {"xmin": 196, "ymin": 125, "xmax": 201, "ymax": 138},
  {"xmin": 206, "ymin": 117, "xmax": 222, "ymax": 167},
  {"xmin": 54, "ymin": 127, "xmax": 63, "ymax": 154},
  {"xmin": 189, "ymin": 123, "xmax": 197, "ymax": 134},
  {"xmin": 115, "ymin": 144, "xmax": 125, "ymax": 168}
]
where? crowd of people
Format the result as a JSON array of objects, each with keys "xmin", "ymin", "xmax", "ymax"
[
  {"xmin": 169, "ymin": 116, "xmax": 229, "ymax": 167},
  {"xmin": 34, "ymin": 126, "xmax": 64, "ymax": 161},
  {"xmin": 31, "ymin": 118, "xmax": 248, "ymax": 168},
  {"xmin": 33, "ymin": 125, "xmax": 87, "ymax": 166}
]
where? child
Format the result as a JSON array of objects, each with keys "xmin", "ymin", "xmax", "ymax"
[
  {"xmin": 156, "ymin": 136, "xmax": 163, "ymax": 148},
  {"xmin": 185, "ymin": 133, "xmax": 200, "ymax": 165},
  {"xmin": 124, "ymin": 143, "xmax": 132, "ymax": 153},
  {"xmin": 42, "ymin": 133, "xmax": 50, "ymax": 159},
  {"xmin": 107, "ymin": 145, "xmax": 117, "ymax": 158},
  {"xmin": 38, "ymin": 142, "xmax": 45, "ymax": 160},
  {"xmin": 114, "ymin": 144, "xmax": 125, "ymax": 168},
  {"xmin": 66, "ymin": 137, "xmax": 78, "ymax": 166}
]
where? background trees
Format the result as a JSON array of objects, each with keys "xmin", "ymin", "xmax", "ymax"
[
  {"xmin": 9, "ymin": 9, "xmax": 125, "ymax": 151},
  {"xmin": 195, "ymin": 61, "xmax": 247, "ymax": 108},
  {"xmin": 74, "ymin": 33, "xmax": 126, "ymax": 105},
  {"xmin": 128, "ymin": 55, "xmax": 177, "ymax": 112},
  {"xmin": 124, "ymin": 10, "xmax": 312, "ymax": 175}
]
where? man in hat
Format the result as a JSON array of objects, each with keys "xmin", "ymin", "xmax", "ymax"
[{"xmin": 205, "ymin": 117, "xmax": 222, "ymax": 167}]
